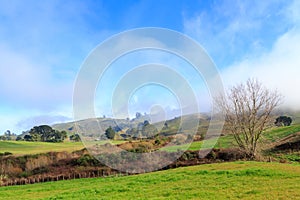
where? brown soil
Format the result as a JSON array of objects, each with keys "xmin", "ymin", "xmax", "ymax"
[
  {"xmin": 271, "ymin": 132, "xmax": 300, "ymax": 152},
  {"xmin": 0, "ymin": 146, "xmax": 248, "ymax": 187}
]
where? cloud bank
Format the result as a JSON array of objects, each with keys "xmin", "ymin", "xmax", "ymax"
[
  {"xmin": 222, "ymin": 27, "xmax": 300, "ymax": 109},
  {"xmin": 184, "ymin": 0, "xmax": 300, "ymax": 110}
]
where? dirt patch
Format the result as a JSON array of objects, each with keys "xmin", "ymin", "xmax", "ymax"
[
  {"xmin": 0, "ymin": 147, "xmax": 249, "ymax": 187},
  {"xmin": 271, "ymin": 132, "xmax": 300, "ymax": 152}
]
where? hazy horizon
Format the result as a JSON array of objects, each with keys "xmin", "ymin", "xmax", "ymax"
[{"xmin": 1, "ymin": 0, "xmax": 300, "ymax": 134}]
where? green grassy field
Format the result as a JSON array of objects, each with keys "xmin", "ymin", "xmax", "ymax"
[
  {"xmin": 0, "ymin": 140, "xmax": 129, "ymax": 155},
  {"xmin": 1, "ymin": 124, "xmax": 300, "ymax": 155},
  {"xmin": 160, "ymin": 135, "xmax": 235, "ymax": 152},
  {"xmin": 0, "ymin": 141, "xmax": 84, "ymax": 155},
  {"xmin": 262, "ymin": 124, "xmax": 300, "ymax": 142},
  {"xmin": 0, "ymin": 162, "xmax": 299, "ymax": 200},
  {"xmin": 161, "ymin": 124, "xmax": 300, "ymax": 152}
]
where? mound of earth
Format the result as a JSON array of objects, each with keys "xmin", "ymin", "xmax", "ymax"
[{"xmin": 272, "ymin": 132, "xmax": 300, "ymax": 151}]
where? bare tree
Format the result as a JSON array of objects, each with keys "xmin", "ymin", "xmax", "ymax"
[{"xmin": 215, "ymin": 79, "xmax": 282, "ymax": 159}]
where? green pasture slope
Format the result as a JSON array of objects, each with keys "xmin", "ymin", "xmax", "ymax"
[
  {"xmin": 1, "ymin": 124, "xmax": 300, "ymax": 155},
  {"xmin": 263, "ymin": 124, "xmax": 300, "ymax": 142},
  {"xmin": 0, "ymin": 141, "xmax": 84, "ymax": 155},
  {"xmin": 162, "ymin": 124, "xmax": 300, "ymax": 152},
  {"xmin": 0, "ymin": 140, "xmax": 128, "ymax": 155},
  {"xmin": 1, "ymin": 162, "xmax": 300, "ymax": 200}
]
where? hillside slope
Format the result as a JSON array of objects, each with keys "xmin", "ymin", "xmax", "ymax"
[
  {"xmin": 52, "ymin": 113, "xmax": 210, "ymax": 138},
  {"xmin": 0, "ymin": 162, "xmax": 300, "ymax": 200}
]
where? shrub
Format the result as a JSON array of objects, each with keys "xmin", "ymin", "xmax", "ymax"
[
  {"xmin": 0, "ymin": 152, "xmax": 12, "ymax": 156},
  {"xmin": 19, "ymin": 171, "xmax": 32, "ymax": 178},
  {"xmin": 32, "ymin": 166, "xmax": 49, "ymax": 175},
  {"xmin": 7, "ymin": 167, "xmax": 23, "ymax": 177},
  {"xmin": 275, "ymin": 116, "xmax": 292, "ymax": 126},
  {"xmin": 4, "ymin": 152, "xmax": 12, "ymax": 156},
  {"xmin": 76, "ymin": 154, "xmax": 100, "ymax": 166}
]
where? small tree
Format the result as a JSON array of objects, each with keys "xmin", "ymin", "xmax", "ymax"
[
  {"xmin": 164, "ymin": 122, "xmax": 168, "ymax": 128},
  {"xmin": 275, "ymin": 116, "xmax": 292, "ymax": 126},
  {"xmin": 215, "ymin": 79, "xmax": 282, "ymax": 159},
  {"xmin": 105, "ymin": 126, "xmax": 115, "ymax": 140},
  {"xmin": 3, "ymin": 130, "xmax": 11, "ymax": 140},
  {"xmin": 70, "ymin": 133, "xmax": 81, "ymax": 142}
]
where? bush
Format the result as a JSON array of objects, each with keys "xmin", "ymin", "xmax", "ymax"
[
  {"xmin": 105, "ymin": 126, "xmax": 116, "ymax": 139},
  {"xmin": 16, "ymin": 136, "xmax": 23, "ymax": 141},
  {"xmin": 275, "ymin": 116, "xmax": 292, "ymax": 126},
  {"xmin": 19, "ymin": 171, "xmax": 32, "ymax": 178},
  {"xmin": 70, "ymin": 134, "xmax": 81, "ymax": 142},
  {"xmin": 32, "ymin": 166, "xmax": 49, "ymax": 175},
  {"xmin": 0, "ymin": 152, "xmax": 13, "ymax": 156},
  {"xmin": 4, "ymin": 152, "xmax": 12, "ymax": 156},
  {"xmin": 217, "ymin": 148, "xmax": 247, "ymax": 161},
  {"xmin": 154, "ymin": 138, "xmax": 161, "ymax": 145},
  {"xmin": 76, "ymin": 154, "xmax": 100, "ymax": 166}
]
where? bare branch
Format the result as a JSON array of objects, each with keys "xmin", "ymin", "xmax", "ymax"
[{"xmin": 214, "ymin": 78, "xmax": 282, "ymax": 158}]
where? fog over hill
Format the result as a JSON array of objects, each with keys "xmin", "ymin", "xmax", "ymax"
[{"xmin": 52, "ymin": 113, "xmax": 210, "ymax": 138}]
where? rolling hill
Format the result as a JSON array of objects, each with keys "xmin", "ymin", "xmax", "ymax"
[
  {"xmin": 0, "ymin": 162, "xmax": 299, "ymax": 200},
  {"xmin": 52, "ymin": 113, "xmax": 211, "ymax": 139}
]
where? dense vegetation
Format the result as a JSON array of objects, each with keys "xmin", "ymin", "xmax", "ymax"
[{"xmin": 22, "ymin": 125, "xmax": 67, "ymax": 142}]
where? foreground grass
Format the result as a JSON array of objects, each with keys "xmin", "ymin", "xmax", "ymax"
[
  {"xmin": 0, "ymin": 141, "xmax": 84, "ymax": 155},
  {"xmin": 269, "ymin": 151, "xmax": 300, "ymax": 163},
  {"xmin": 0, "ymin": 162, "xmax": 300, "ymax": 200}
]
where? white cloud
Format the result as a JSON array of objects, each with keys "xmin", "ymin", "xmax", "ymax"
[
  {"xmin": 183, "ymin": 0, "xmax": 300, "ymax": 110},
  {"xmin": 221, "ymin": 27, "xmax": 300, "ymax": 109},
  {"xmin": 285, "ymin": 0, "xmax": 300, "ymax": 24},
  {"xmin": 0, "ymin": 45, "xmax": 74, "ymax": 133},
  {"xmin": 183, "ymin": 1, "xmax": 292, "ymax": 67},
  {"xmin": 0, "ymin": 45, "xmax": 73, "ymax": 108}
]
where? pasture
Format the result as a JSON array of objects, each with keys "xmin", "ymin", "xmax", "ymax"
[
  {"xmin": 0, "ymin": 141, "xmax": 84, "ymax": 155},
  {"xmin": 0, "ymin": 162, "xmax": 300, "ymax": 199}
]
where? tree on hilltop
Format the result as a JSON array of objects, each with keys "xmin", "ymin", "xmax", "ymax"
[{"xmin": 275, "ymin": 116, "xmax": 292, "ymax": 126}]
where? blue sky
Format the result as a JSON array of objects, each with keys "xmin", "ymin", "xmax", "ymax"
[{"xmin": 0, "ymin": 0, "xmax": 300, "ymax": 134}]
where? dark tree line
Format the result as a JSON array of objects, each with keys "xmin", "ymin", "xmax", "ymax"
[{"xmin": 20, "ymin": 125, "xmax": 67, "ymax": 143}]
